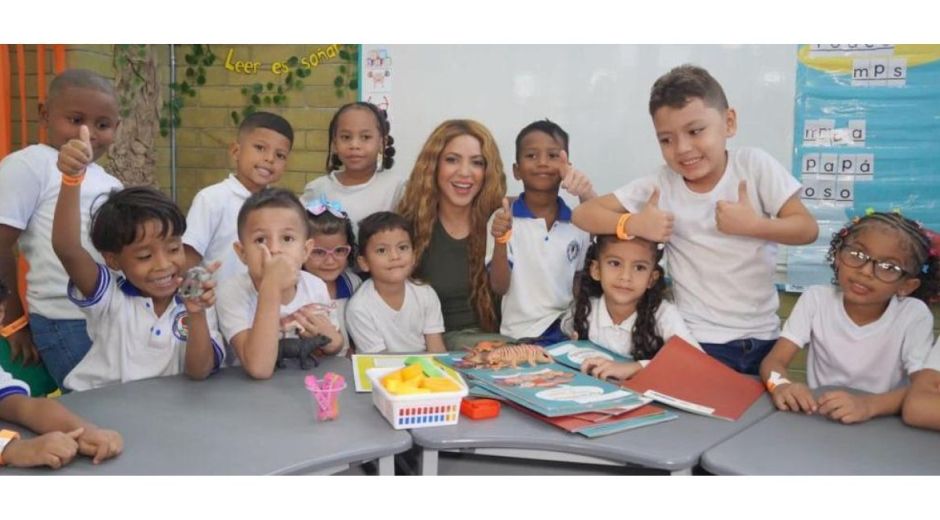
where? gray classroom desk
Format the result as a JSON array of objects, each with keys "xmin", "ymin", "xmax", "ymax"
[
  {"xmin": 1, "ymin": 357, "xmax": 410, "ymax": 475},
  {"xmin": 701, "ymin": 403, "xmax": 940, "ymax": 475},
  {"xmin": 410, "ymin": 394, "xmax": 776, "ymax": 476}
]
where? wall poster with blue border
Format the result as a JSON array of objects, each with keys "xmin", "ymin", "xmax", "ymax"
[{"xmin": 787, "ymin": 44, "xmax": 940, "ymax": 290}]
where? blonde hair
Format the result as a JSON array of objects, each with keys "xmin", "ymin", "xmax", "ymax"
[{"xmin": 397, "ymin": 120, "xmax": 507, "ymax": 332}]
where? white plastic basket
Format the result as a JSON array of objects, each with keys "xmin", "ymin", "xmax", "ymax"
[{"xmin": 367, "ymin": 366, "xmax": 468, "ymax": 430}]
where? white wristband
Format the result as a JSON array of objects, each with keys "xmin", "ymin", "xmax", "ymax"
[{"xmin": 766, "ymin": 371, "xmax": 791, "ymax": 392}]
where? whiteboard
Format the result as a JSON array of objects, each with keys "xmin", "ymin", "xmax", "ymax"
[{"xmin": 361, "ymin": 45, "xmax": 798, "ymax": 201}]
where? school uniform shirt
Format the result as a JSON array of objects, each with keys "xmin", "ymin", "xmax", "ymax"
[
  {"xmin": 0, "ymin": 367, "xmax": 30, "ymax": 402},
  {"xmin": 613, "ymin": 147, "xmax": 800, "ymax": 344},
  {"xmin": 300, "ymin": 170, "xmax": 406, "ymax": 238},
  {"xmin": 332, "ymin": 269, "xmax": 362, "ymax": 356},
  {"xmin": 63, "ymin": 264, "xmax": 225, "ymax": 392},
  {"xmin": 560, "ymin": 297, "xmax": 701, "ymax": 362},
  {"xmin": 215, "ymin": 270, "xmax": 340, "ymax": 347},
  {"xmin": 182, "ymin": 174, "xmax": 251, "ymax": 283},
  {"xmin": 923, "ymin": 337, "xmax": 940, "ymax": 372},
  {"xmin": 485, "ymin": 195, "xmax": 590, "ymax": 339},
  {"xmin": 0, "ymin": 144, "xmax": 123, "ymax": 319},
  {"xmin": 781, "ymin": 285, "xmax": 935, "ymax": 394},
  {"xmin": 345, "ymin": 278, "xmax": 445, "ymax": 353}
]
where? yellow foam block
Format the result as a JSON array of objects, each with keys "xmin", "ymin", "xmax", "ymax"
[
  {"xmin": 421, "ymin": 377, "xmax": 461, "ymax": 392},
  {"xmin": 401, "ymin": 363, "xmax": 424, "ymax": 381}
]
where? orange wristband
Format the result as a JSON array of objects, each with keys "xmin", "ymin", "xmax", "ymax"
[
  {"xmin": 61, "ymin": 172, "xmax": 86, "ymax": 187},
  {"xmin": 615, "ymin": 213, "xmax": 634, "ymax": 240},
  {"xmin": 0, "ymin": 315, "xmax": 28, "ymax": 338},
  {"xmin": 0, "ymin": 429, "xmax": 21, "ymax": 466},
  {"xmin": 496, "ymin": 229, "xmax": 512, "ymax": 245}
]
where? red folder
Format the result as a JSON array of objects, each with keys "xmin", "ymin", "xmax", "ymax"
[{"xmin": 623, "ymin": 336, "xmax": 765, "ymax": 421}]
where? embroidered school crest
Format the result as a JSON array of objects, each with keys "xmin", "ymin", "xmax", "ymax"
[
  {"xmin": 172, "ymin": 311, "xmax": 190, "ymax": 341},
  {"xmin": 566, "ymin": 240, "xmax": 581, "ymax": 263}
]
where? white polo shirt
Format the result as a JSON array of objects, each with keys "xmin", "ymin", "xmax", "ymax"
[
  {"xmin": 215, "ymin": 271, "xmax": 339, "ymax": 346},
  {"xmin": 923, "ymin": 337, "xmax": 940, "ymax": 372},
  {"xmin": 182, "ymin": 174, "xmax": 252, "ymax": 283},
  {"xmin": 300, "ymin": 170, "xmax": 406, "ymax": 237},
  {"xmin": 781, "ymin": 285, "xmax": 935, "ymax": 394},
  {"xmin": 0, "ymin": 367, "xmax": 29, "ymax": 402},
  {"xmin": 63, "ymin": 264, "xmax": 225, "ymax": 392},
  {"xmin": 613, "ymin": 147, "xmax": 800, "ymax": 344},
  {"xmin": 332, "ymin": 269, "xmax": 362, "ymax": 356},
  {"xmin": 560, "ymin": 297, "xmax": 701, "ymax": 358},
  {"xmin": 486, "ymin": 195, "xmax": 590, "ymax": 339},
  {"xmin": 0, "ymin": 144, "xmax": 123, "ymax": 318},
  {"xmin": 345, "ymin": 278, "xmax": 444, "ymax": 353}
]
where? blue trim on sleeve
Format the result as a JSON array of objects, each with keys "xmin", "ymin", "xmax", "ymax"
[
  {"xmin": 210, "ymin": 339, "xmax": 225, "ymax": 374},
  {"xmin": 67, "ymin": 263, "xmax": 111, "ymax": 308},
  {"xmin": 0, "ymin": 385, "xmax": 28, "ymax": 402}
]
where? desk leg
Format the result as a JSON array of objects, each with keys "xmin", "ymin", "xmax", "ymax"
[
  {"xmin": 671, "ymin": 468, "xmax": 692, "ymax": 476},
  {"xmin": 378, "ymin": 455, "xmax": 395, "ymax": 476},
  {"xmin": 420, "ymin": 449, "xmax": 439, "ymax": 476}
]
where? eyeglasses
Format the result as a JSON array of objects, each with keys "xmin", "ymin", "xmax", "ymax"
[
  {"xmin": 310, "ymin": 245, "xmax": 352, "ymax": 259},
  {"xmin": 306, "ymin": 198, "xmax": 347, "ymax": 219},
  {"xmin": 838, "ymin": 246, "xmax": 912, "ymax": 283}
]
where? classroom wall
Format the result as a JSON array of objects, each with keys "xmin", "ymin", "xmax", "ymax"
[{"xmin": 4, "ymin": 44, "xmax": 352, "ymax": 211}]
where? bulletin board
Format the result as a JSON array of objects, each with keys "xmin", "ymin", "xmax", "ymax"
[{"xmin": 787, "ymin": 44, "xmax": 940, "ymax": 289}]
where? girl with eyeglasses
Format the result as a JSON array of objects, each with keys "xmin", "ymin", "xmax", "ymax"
[
  {"xmin": 303, "ymin": 198, "xmax": 362, "ymax": 357},
  {"xmin": 760, "ymin": 211, "xmax": 940, "ymax": 424}
]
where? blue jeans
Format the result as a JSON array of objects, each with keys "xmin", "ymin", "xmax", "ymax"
[
  {"xmin": 700, "ymin": 338, "xmax": 776, "ymax": 375},
  {"xmin": 29, "ymin": 314, "xmax": 93, "ymax": 389}
]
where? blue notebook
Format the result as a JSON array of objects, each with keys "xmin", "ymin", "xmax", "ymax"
[{"xmin": 440, "ymin": 353, "xmax": 647, "ymax": 417}]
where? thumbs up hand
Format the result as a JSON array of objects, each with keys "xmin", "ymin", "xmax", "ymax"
[
  {"xmin": 716, "ymin": 180, "xmax": 759, "ymax": 237},
  {"xmin": 57, "ymin": 125, "xmax": 94, "ymax": 178},
  {"xmin": 559, "ymin": 151, "xmax": 595, "ymax": 201},
  {"xmin": 628, "ymin": 187, "xmax": 675, "ymax": 242},
  {"xmin": 491, "ymin": 197, "xmax": 513, "ymax": 242}
]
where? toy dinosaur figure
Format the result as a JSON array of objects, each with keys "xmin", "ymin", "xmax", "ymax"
[
  {"xmin": 276, "ymin": 335, "xmax": 330, "ymax": 370},
  {"xmin": 458, "ymin": 341, "xmax": 554, "ymax": 370}
]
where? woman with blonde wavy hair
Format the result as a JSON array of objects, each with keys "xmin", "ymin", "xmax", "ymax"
[{"xmin": 397, "ymin": 120, "xmax": 514, "ymax": 350}]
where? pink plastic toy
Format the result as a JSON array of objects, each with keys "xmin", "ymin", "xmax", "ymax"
[{"xmin": 304, "ymin": 373, "xmax": 346, "ymax": 421}]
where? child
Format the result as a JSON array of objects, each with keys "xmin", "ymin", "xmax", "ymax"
[
  {"xmin": 346, "ymin": 212, "xmax": 445, "ymax": 353},
  {"xmin": 216, "ymin": 188, "xmax": 343, "ymax": 379},
  {"xmin": 303, "ymin": 197, "xmax": 362, "ymax": 356},
  {"xmin": 52, "ymin": 146, "xmax": 225, "ymax": 391},
  {"xmin": 487, "ymin": 119, "xmax": 594, "ymax": 344},
  {"xmin": 903, "ymin": 337, "xmax": 940, "ymax": 431},
  {"xmin": 572, "ymin": 64, "xmax": 818, "ymax": 374},
  {"xmin": 760, "ymin": 212, "xmax": 939, "ymax": 424},
  {"xmin": 183, "ymin": 111, "xmax": 294, "ymax": 283},
  {"xmin": 561, "ymin": 235, "xmax": 701, "ymax": 381},
  {"xmin": 301, "ymin": 102, "xmax": 402, "ymax": 236},
  {"xmin": 0, "ymin": 280, "xmax": 122, "ymax": 468},
  {"xmin": 0, "ymin": 69, "xmax": 124, "ymax": 387}
]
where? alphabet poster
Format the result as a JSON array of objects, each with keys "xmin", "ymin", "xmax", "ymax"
[{"xmin": 786, "ymin": 44, "xmax": 940, "ymax": 289}]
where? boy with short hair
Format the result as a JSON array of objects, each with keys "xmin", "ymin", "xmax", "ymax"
[
  {"xmin": 0, "ymin": 280, "xmax": 122, "ymax": 469},
  {"xmin": 53, "ymin": 142, "xmax": 224, "ymax": 391},
  {"xmin": 183, "ymin": 111, "xmax": 294, "ymax": 282},
  {"xmin": 572, "ymin": 64, "xmax": 818, "ymax": 374},
  {"xmin": 216, "ymin": 188, "xmax": 342, "ymax": 379},
  {"xmin": 486, "ymin": 119, "xmax": 594, "ymax": 343},
  {"xmin": 0, "ymin": 69, "xmax": 124, "ymax": 386},
  {"xmin": 346, "ymin": 211, "xmax": 446, "ymax": 353}
]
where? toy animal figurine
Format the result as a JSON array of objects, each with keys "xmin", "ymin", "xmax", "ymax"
[
  {"xmin": 276, "ymin": 335, "xmax": 331, "ymax": 370},
  {"xmin": 458, "ymin": 341, "xmax": 554, "ymax": 370},
  {"xmin": 179, "ymin": 266, "xmax": 212, "ymax": 299}
]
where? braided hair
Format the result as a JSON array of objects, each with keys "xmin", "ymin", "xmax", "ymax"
[
  {"xmin": 326, "ymin": 102, "xmax": 396, "ymax": 172},
  {"xmin": 572, "ymin": 235, "xmax": 667, "ymax": 360},
  {"xmin": 826, "ymin": 211, "xmax": 940, "ymax": 303}
]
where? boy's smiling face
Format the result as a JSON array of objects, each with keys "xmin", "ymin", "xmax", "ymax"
[
  {"xmin": 102, "ymin": 219, "xmax": 186, "ymax": 303},
  {"xmin": 513, "ymin": 130, "xmax": 566, "ymax": 194},
  {"xmin": 652, "ymin": 97, "xmax": 737, "ymax": 193},
  {"xmin": 41, "ymin": 86, "xmax": 120, "ymax": 161},
  {"xmin": 231, "ymin": 127, "xmax": 291, "ymax": 193}
]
